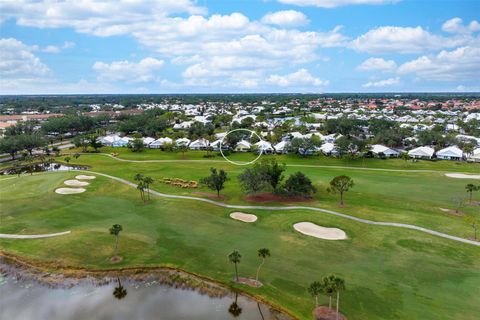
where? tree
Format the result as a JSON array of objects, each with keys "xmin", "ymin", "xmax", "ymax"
[
  {"xmin": 72, "ymin": 135, "xmax": 89, "ymax": 152},
  {"xmin": 177, "ymin": 144, "xmax": 189, "ymax": 159},
  {"xmin": 228, "ymin": 250, "xmax": 241, "ymax": 282},
  {"xmin": 308, "ymin": 281, "xmax": 324, "ymax": 308},
  {"xmin": 109, "ymin": 224, "xmax": 123, "ymax": 255},
  {"xmin": 19, "ymin": 134, "xmax": 46, "ymax": 155},
  {"xmin": 200, "ymin": 167, "xmax": 228, "ymax": 197},
  {"xmin": 333, "ymin": 277, "xmax": 346, "ymax": 320},
  {"xmin": 400, "ymin": 152, "xmax": 410, "ymax": 163},
  {"xmin": 282, "ymin": 172, "xmax": 316, "ymax": 197},
  {"xmin": 465, "ymin": 184, "xmax": 479, "ymax": 204},
  {"xmin": 143, "ymin": 176, "xmax": 154, "ymax": 200},
  {"xmin": 322, "ymin": 275, "xmax": 336, "ymax": 310},
  {"xmin": 328, "ymin": 175, "xmax": 354, "ymax": 206},
  {"xmin": 136, "ymin": 181, "xmax": 146, "ymax": 202},
  {"xmin": 89, "ymin": 135, "xmax": 102, "ymax": 152},
  {"xmin": 131, "ymin": 137, "xmax": 144, "ymax": 152},
  {"xmin": 113, "ymin": 277, "xmax": 128, "ymax": 300},
  {"xmin": 52, "ymin": 146, "xmax": 60, "ymax": 156},
  {"xmin": 238, "ymin": 167, "xmax": 268, "ymax": 194},
  {"xmin": 257, "ymin": 158, "xmax": 285, "ymax": 190},
  {"xmin": 73, "ymin": 153, "xmax": 80, "ymax": 160},
  {"xmin": 464, "ymin": 215, "xmax": 479, "ymax": 241},
  {"xmin": 0, "ymin": 136, "xmax": 20, "ymax": 160},
  {"xmin": 255, "ymin": 248, "xmax": 270, "ymax": 284}
]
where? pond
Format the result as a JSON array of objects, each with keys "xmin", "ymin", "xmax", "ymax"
[
  {"xmin": 0, "ymin": 270, "xmax": 286, "ymax": 320},
  {"xmin": 1, "ymin": 162, "xmax": 88, "ymax": 175}
]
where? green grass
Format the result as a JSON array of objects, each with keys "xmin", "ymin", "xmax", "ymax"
[
  {"xmin": 0, "ymin": 172, "xmax": 479, "ymax": 319},
  {"xmin": 42, "ymin": 148, "xmax": 480, "ymax": 239}
]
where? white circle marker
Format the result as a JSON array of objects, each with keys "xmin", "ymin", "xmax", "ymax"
[{"xmin": 219, "ymin": 128, "xmax": 263, "ymax": 166}]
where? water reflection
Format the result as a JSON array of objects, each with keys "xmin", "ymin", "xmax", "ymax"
[
  {"xmin": 113, "ymin": 277, "xmax": 127, "ymax": 300},
  {"xmin": 0, "ymin": 272, "xmax": 283, "ymax": 320},
  {"xmin": 2, "ymin": 162, "xmax": 87, "ymax": 175},
  {"xmin": 228, "ymin": 292, "xmax": 243, "ymax": 317}
]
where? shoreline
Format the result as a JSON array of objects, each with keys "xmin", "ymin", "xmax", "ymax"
[{"xmin": 0, "ymin": 251, "xmax": 296, "ymax": 320}]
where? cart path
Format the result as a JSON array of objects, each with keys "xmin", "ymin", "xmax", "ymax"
[
  {"xmin": 68, "ymin": 152, "xmax": 469, "ymax": 173},
  {"xmin": 88, "ymin": 170, "xmax": 480, "ymax": 247},
  {"xmin": 0, "ymin": 231, "xmax": 71, "ymax": 239}
]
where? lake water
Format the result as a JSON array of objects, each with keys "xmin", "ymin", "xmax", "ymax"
[
  {"xmin": 0, "ymin": 272, "xmax": 282, "ymax": 320},
  {"xmin": 1, "ymin": 162, "xmax": 87, "ymax": 175}
]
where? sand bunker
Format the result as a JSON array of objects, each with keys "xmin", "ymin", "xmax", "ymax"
[
  {"xmin": 445, "ymin": 173, "xmax": 480, "ymax": 179},
  {"xmin": 294, "ymin": 222, "xmax": 347, "ymax": 240},
  {"xmin": 75, "ymin": 175, "xmax": 96, "ymax": 180},
  {"xmin": 64, "ymin": 179, "xmax": 89, "ymax": 187},
  {"xmin": 55, "ymin": 187, "xmax": 86, "ymax": 194},
  {"xmin": 230, "ymin": 212, "xmax": 258, "ymax": 223}
]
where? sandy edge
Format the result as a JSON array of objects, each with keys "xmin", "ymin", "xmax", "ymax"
[
  {"xmin": 64, "ymin": 179, "xmax": 90, "ymax": 187},
  {"xmin": 75, "ymin": 175, "xmax": 97, "ymax": 180},
  {"xmin": 445, "ymin": 173, "xmax": 480, "ymax": 179},
  {"xmin": 55, "ymin": 187, "xmax": 86, "ymax": 194},
  {"xmin": 294, "ymin": 222, "xmax": 347, "ymax": 240},
  {"xmin": 229, "ymin": 212, "xmax": 258, "ymax": 223}
]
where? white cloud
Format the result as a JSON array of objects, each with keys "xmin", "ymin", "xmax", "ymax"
[
  {"xmin": 397, "ymin": 46, "xmax": 480, "ymax": 81},
  {"xmin": 267, "ymin": 69, "xmax": 328, "ymax": 87},
  {"xmin": 362, "ymin": 77, "xmax": 399, "ymax": 88},
  {"xmin": 277, "ymin": 0, "xmax": 398, "ymax": 8},
  {"xmin": 357, "ymin": 57, "xmax": 397, "ymax": 72},
  {"xmin": 93, "ymin": 58, "xmax": 164, "ymax": 83},
  {"xmin": 0, "ymin": 38, "xmax": 51, "ymax": 78},
  {"xmin": 351, "ymin": 26, "xmax": 469, "ymax": 53},
  {"xmin": 261, "ymin": 10, "xmax": 309, "ymax": 27},
  {"xmin": 0, "ymin": 0, "xmax": 207, "ymax": 36},
  {"xmin": 442, "ymin": 18, "xmax": 480, "ymax": 34}
]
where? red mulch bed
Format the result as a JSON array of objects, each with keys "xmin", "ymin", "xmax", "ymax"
[
  {"xmin": 313, "ymin": 306, "xmax": 347, "ymax": 320},
  {"xmin": 234, "ymin": 277, "xmax": 262, "ymax": 288},
  {"xmin": 110, "ymin": 256, "xmax": 123, "ymax": 264},
  {"xmin": 192, "ymin": 192, "xmax": 226, "ymax": 200},
  {"xmin": 244, "ymin": 192, "xmax": 313, "ymax": 203}
]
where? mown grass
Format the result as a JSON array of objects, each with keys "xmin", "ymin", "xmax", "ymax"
[
  {"xmin": 0, "ymin": 172, "xmax": 479, "ymax": 319},
  {"xmin": 38, "ymin": 148, "xmax": 480, "ymax": 239}
]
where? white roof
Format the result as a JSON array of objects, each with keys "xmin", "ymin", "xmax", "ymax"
[
  {"xmin": 236, "ymin": 140, "xmax": 251, "ymax": 148},
  {"xmin": 437, "ymin": 146, "xmax": 463, "ymax": 157},
  {"xmin": 254, "ymin": 140, "xmax": 273, "ymax": 150},
  {"xmin": 319, "ymin": 142, "xmax": 335, "ymax": 153},
  {"xmin": 190, "ymin": 138, "xmax": 210, "ymax": 147},
  {"xmin": 408, "ymin": 146, "xmax": 435, "ymax": 157},
  {"xmin": 274, "ymin": 141, "xmax": 289, "ymax": 151},
  {"xmin": 142, "ymin": 137, "xmax": 155, "ymax": 144},
  {"xmin": 371, "ymin": 144, "xmax": 399, "ymax": 155},
  {"xmin": 151, "ymin": 137, "xmax": 173, "ymax": 145},
  {"xmin": 175, "ymin": 138, "xmax": 191, "ymax": 145}
]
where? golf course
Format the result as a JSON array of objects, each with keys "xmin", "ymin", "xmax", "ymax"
[{"xmin": 1, "ymin": 149, "xmax": 479, "ymax": 319}]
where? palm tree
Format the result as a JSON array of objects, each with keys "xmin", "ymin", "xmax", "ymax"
[
  {"xmin": 228, "ymin": 250, "xmax": 241, "ymax": 282},
  {"xmin": 323, "ymin": 274, "xmax": 336, "ymax": 310},
  {"xmin": 333, "ymin": 277, "xmax": 346, "ymax": 320},
  {"xmin": 136, "ymin": 181, "xmax": 146, "ymax": 202},
  {"xmin": 143, "ymin": 176, "xmax": 154, "ymax": 200},
  {"xmin": 228, "ymin": 292, "xmax": 242, "ymax": 317},
  {"xmin": 113, "ymin": 277, "xmax": 127, "ymax": 300},
  {"xmin": 465, "ymin": 184, "xmax": 479, "ymax": 204},
  {"xmin": 255, "ymin": 248, "xmax": 270, "ymax": 284},
  {"xmin": 64, "ymin": 156, "xmax": 71, "ymax": 170},
  {"xmin": 307, "ymin": 281, "xmax": 324, "ymax": 308},
  {"xmin": 109, "ymin": 224, "xmax": 123, "ymax": 255}
]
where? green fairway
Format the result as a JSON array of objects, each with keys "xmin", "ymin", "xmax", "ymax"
[
  {"xmin": 1, "ymin": 171, "xmax": 479, "ymax": 319},
  {"xmin": 46, "ymin": 148, "xmax": 480, "ymax": 239}
]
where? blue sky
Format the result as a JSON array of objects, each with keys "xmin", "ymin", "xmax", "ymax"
[{"xmin": 0, "ymin": 0, "xmax": 479, "ymax": 94}]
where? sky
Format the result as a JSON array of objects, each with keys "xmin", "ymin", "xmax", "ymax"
[{"xmin": 0, "ymin": 0, "xmax": 479, "ymax": 94}]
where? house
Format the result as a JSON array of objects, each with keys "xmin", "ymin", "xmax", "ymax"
[
  {"xmin": 175, "ymin": 138, "xmax": 191, "ymax": 147},
  {"xmin": 254, "ymin": 140, "xmax": 274, "ymax": 154},
  {"xmin": 142, "ymin": 137, "xmax": 155, "ymax": 147},
  {"xmin": 173, "ymin": 121, "xmax": 192, "ymax": 130},
  {"xmin": 371, "ymin": 144, "xmax": 399, "ymax": 158},
  {"xmin": 436, "ymin": 146, "xmax": 463, "ymax": 161},
  {"xmin": 189, "ymin": 138, "xmax": 210, "ymax": 150},
  {"xmin": 149, "ymin": 137, "xmax": 173, "ymax": 149},
  {"xmin": 98, "ymin": 134, "xmax": 131, "ymax": 147},
  {"xmin": 235, "ymin": 140, "xmax": 251, "ymax": 152},
  {"xmin": 467, "ymin": 148, "xmax": 480, "ymax": 162},
  {"xmin": 319, "ymin": 142, "xmax": 337, "ymax": 155},
  {"xmin": 274, "ymin": 141, "xmax": 289, "ymax": 154},
  {"xmin": 408, "ymin": 146, "xmax": 435, "ymax": 159}
]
